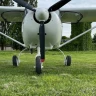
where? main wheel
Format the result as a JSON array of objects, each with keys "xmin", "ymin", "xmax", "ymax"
[
  {"xmin": 65, "ymin": 56, "xmax": 71, "ymax": 66},
  {"xmin": 36, "ymin": 56, "xmax": 42, "ymax": 74},
  {"xmin": 12, "ymin": 55, "xmax": 19, "ymax": 66}
]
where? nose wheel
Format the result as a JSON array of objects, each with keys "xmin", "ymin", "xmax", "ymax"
[
  {"xmin": 35, "ymin": 56, "xmax": 42, "ymax": 74},
  {"xmin": 65, "ymin": 56, "xmax": 71, "ymax": 66}
]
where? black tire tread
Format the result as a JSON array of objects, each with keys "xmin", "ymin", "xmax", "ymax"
[
  {"xmin": 12, "ymin": 55, "xmax": 18, "ymax": 66},
  {"xmin": 66, "ymin": 56, "xmax": 71, "ymax": 66},
  {"xmin": 36, "ymin": 56, "xmax": 42, "ymax": 74}
]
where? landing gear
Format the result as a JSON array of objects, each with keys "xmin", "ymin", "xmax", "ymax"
[
  {"xmin": 65, "ymin": 56, "xmax": 71, "ymax": 66},
  {"xmin": 12, "ymin": 55, "xmax": 19, "ymax": 66},
  {"xmin": 12, "ymin": 48, "xmax": 27, "ymax": 67},
  {"xmin": 35, "ymin": 56, "xmax": 42, "ymax": 74},
  {"xmin": 57, "ymin": 48, "xmax": 71, "ymax": 66}
]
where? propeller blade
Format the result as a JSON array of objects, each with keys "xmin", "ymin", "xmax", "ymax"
[
  {"xmin": 13, "ymin": 0, "xmax": 36, "ymax": 12},
  {"xmin": 48, "ymin": 0, "xmax": 71, "ymax": 12},
  {"xmin": 39, "ymin": 22, "xmax": 45, "ymax": 62}
]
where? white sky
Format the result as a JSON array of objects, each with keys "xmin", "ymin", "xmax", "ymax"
[{"xmin": 38, "ymin": 0, "xmax": 96, "ymax": 37}]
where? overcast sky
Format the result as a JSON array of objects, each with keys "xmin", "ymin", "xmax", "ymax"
[
  {"xmin": 38, "ymin": 0, "xmax": 96, "ymax": 37},
  {"xmin": 38, "ymin": 0, "xmax": 96, "ymax": 8}
]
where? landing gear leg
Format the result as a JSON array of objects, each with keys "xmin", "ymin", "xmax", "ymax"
[{"xmin": 35, "ymin": 47, "xmax": 43, "ymax": 74}]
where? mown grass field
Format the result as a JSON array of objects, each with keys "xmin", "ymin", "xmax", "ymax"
[{"xmin": 0, "ymin": 50, "xmax": 96, "ymax": 96}]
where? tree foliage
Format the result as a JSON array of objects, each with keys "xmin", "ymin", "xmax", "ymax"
[
  {"xmin": 0, "ymin": 0, "xmax": 13, "ymax": 50},
  {"xmin": 61, "ymin": 22, "xmax": 92, "ymax": 51},
  {"xmin": 71, "ymin": 22, "xmax": 92, "ymax": 51},
  {"xmin": 0, "ymin": 0, "xmax": 13, "ymax": 6},
  {"xmin": 20, "ymin": 0, "xmax": 37, "ymax": 7},
  {"xmin": 8, "ymin": 23, "xmax": 24, "ymax": 50}
]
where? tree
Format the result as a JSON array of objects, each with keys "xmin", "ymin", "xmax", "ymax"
[
  {"xmin": 70, "ymin": 22, "xmax": 92, "ymax": 51},
  {"xmin": 9, "ymin": 23, "xmax": 24, "ymax": 50},
  {"xmin": 0, "ymin": 0, "xmax": 13, "ymax": 50},
  {"xmin": 21, "ymin": 0, "xmax": 37, "ymax": 7},
  {"xmin": 61, "ymin": 22, "xmax": 92, "ymax": 51}
]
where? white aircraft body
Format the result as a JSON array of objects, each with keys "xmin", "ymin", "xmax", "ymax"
[
  {"xmin": 22, "ymin": 9, "xmax": 62, "ymax": 49},
  {"xmin": 0, "ymin": 0, "xmax": 96, "ymax": 74}
]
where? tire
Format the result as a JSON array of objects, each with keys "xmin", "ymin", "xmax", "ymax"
[
  {"xmin": 12, "ymin": 55, "xmax": 19, "ymax": 67},
  {"xmin": 65, "ymin": 56, "xmax": 71, "ymax": 66},
  {"xmin": 36, "ymin": 56, "xmax": 42, "ymax": 74}
]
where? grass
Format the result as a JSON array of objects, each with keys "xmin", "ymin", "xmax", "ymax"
[{"xmin": 0, "ymin": 50, "xmax": 96, "ymax": 96}]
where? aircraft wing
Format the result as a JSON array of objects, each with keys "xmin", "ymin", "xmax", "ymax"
[
  {"xmin": 0, "ymin": 6, "xmax": 25, "ymax": 22},
  {"xmin": 60, "ymin": 7, "xmax": 96, "ymax": 23}
]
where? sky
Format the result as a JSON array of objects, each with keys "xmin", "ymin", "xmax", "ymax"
[
  {"xmin": 38, "ymin": 0, "xmax": 96, "ymax": 8},
  {"xmin": 38, "ymin": 0, "xmax": 96, "ymax": 37}
]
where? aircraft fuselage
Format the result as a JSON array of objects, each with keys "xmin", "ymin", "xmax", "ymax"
[{"xmin": 22, "ymin": 10, "xmax": 62, "ymax": 49}]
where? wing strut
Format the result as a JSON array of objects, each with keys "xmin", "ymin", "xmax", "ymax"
[
  {"xmin": 0, "ymin": 32, "xmax": 25, "ymax": 47},
  {"xmin": 59, "ymin": 26, "xmax": 96, "ymax": 48}
]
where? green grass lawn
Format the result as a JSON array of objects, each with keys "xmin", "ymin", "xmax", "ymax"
[{"xmin": 0, "ymin": 50, "xmax": 96, "ymax": 96}]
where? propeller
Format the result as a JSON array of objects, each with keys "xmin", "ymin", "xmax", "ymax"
[
  {"xmin": 13, "ymin": 0, "xmax": 36, "ymax": 12},
  {"xmin": 39, "ymin": 22, "xmax": 45, "ymax": 62},
  {"xmin": 13, "ymin": 0, "xmax": 71, "ymax": 62},
  {"xmin": 48, "ymin": 0, "xmax": 71, "ymax": 12}
]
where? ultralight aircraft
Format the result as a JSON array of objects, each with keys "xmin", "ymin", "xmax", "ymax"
[{"xmin": 0, "ymin": 0, "xmax": 96, "ymax": 74}]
